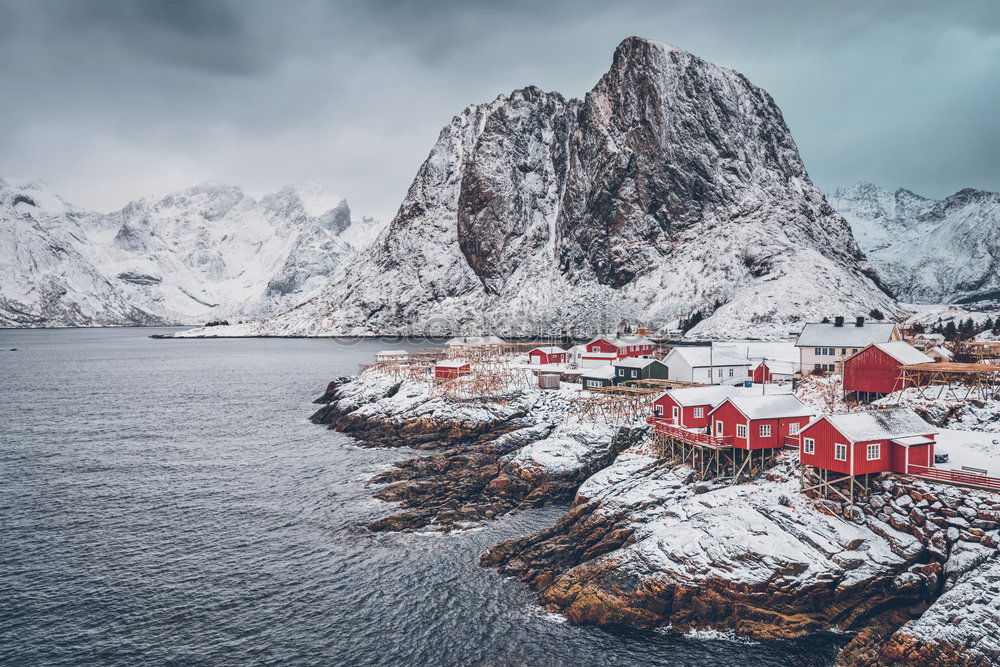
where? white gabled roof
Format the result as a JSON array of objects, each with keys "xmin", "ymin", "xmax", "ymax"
[
  {"xmin": 656, "ymin": 385, "xmax": 739, "ymax": 407},
  {"xmin": 530, "ymin": 346, "xmax": 565, "ymax": 355},
  {"xmin": 753, "ymin": 359, "xmax": 798, "ymax": 375},
  {"xmin": 713, "ymin": 394, "xmax": 814, "ymax": 420},
  {"xmin": 871, "ymin": 341, "xmax": 933, "ymax": 365},
  {"xmin": 586, "ymin": 334, "xmax": 653, "ymax": 348},
  {"xmin": 892, "ymin": 435, "xmax": 934, "ymax": 447},
  {"xmin": 582, "ymin": 365, "xmax": 616, "ymax": 379},
  {"xmin": 614, "ymin": 357, "xmax": 661, "ymax": 369},
  {"xmin": 929, "ymin": 346, "xmax": 954, "ymax": 360},
  {"xmin": 795, "ymin": 322, "xmax": 897, "ymax": 348},
  {"xmin": 436, "ymin": 359, "xmax": 470, "ymax": 368},
  {"xmin": 815, "ymin": 408, "xmax": 938, "ymax": 442},
  {"xmin": 376, "ymin": 349, "xmax": 408, "ymax": 356},
  {"xmin": 667, "ymin": 346, "xmax": 749, "ymax": 368},
  {"xmin": 582, "ymin": 351, "xmax": 617, "ymax": 359}
]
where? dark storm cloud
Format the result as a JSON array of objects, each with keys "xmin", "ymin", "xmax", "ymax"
[{"xmin": 0, "ymin": 0, "xmax": 997, "ymax": 218}]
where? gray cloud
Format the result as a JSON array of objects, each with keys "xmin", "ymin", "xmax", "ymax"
[{"xmin": 0, "ymin": 0, "xmax": 997, "ymax": 219}]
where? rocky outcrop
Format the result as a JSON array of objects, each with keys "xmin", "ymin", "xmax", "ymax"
[{"xmin": 483, "ymin": 455, "xmax": 1000, "ymax": 659}]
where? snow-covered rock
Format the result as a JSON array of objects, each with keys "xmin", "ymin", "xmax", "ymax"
[
  {"xmin": 184, "ymin": 37, "xmax": 896, "ymax": 340},
  {"xmin": 831, "ymin": 181, "xmax": 1000, "ymax": 304},
  {"xmin": 0, "ymin": 178, "xmax": 384, "ymax": 327}
]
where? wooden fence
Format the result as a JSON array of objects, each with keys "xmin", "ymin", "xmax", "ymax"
[{"xmin": 908, "ymin": 465, "xmax": 1000, "ymax": 491}]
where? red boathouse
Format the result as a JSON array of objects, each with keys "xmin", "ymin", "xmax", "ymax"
[
  {"xmin": 651, "ymin": 386, "xmax": 739, "ymax": 429},
  {"xmin": 843, "ymin": 342, "xmax": 932, "ymax": 398},
  {"xmin": 708, "ymin": 394, "xmax": 814, "ymax": 450},
  {"xmin": 528, "ymin": 346, "xmax": 568, "ymax": 365},
  {"xmin": 585, "ymin": 335, "xmax": 655, "ymax": 360},
  {"xmin": 434, "ymin": 359, "xmax": 471, "ymax": 380}
]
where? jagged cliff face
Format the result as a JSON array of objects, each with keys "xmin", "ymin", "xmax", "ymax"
[
  {"xmin": 246, "ymin": 37, "xmax": 895, "ymax": 340},
  {"xmin": 832, "ymin": 182, "xmax": 1000, "ymax": 304},
  {"xmin": 0, "ymin": 178, "xmax": 383, "ymax": 327}
]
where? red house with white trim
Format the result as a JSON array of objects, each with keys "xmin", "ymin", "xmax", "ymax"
[
  {"xmin": 528, "ymin": 346, "xmax": 567, "ymax": 365},
  {"xmin": 652, "ymin": 386, "xmax": 739, "ymax": 429},
  {"xmin": 843, "ymin": 342, "xmax": 932, "ymax": 396},
  {"xmin": 798, "ymin": 408, "xmax": 938, "ymax": 476},
  {"xmin": 708, "ymin": 394, "xmax": 814, "ymax": 450},
  {"xmin": 434, "ymin": 359, "xmax": 471, "ymax": 380}
]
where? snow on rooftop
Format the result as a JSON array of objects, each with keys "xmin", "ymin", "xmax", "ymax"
[
  {"xmin": 819, "ymin": 408, "xmax": 938, "ymax": 442},
  {"xmin": 436, "ymin": 359, "xmax": 470, "ymax": 367},
  {"xmin": 657, "ymin": 385, "xmax": 740, "ymax": 407},
  {"xmin": 376, "ymin": 349, "xmax": 409, "ymax": 356},
  {"xmin": 668, "ymin": 346, "xmax": 750, "ymax": 368},
  {"xmin": 582, "ymin": 365, "xmax": 616, "ymax": 379},
  {"xmin": 720, "ymin": 394, "xmax": 814, "ymax": 420},
  {"xmin": 530, "ymin": 346, "xmax": 565, "ymax": 354},
  {"xmin": 614, "ymin": 357, "xmax": 661, "ymax": 369},
  {"xmin": 872, "ymin": 341, "xmax": 934, "ymax": 365},
  {"xmin": 795, "ymin": 322, "xmax": 897, "ymax": 348}
]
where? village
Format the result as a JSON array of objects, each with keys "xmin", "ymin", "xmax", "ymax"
[{"xmin": 366, "ymin": 315, "xmax": 1000, "ymax": 508}]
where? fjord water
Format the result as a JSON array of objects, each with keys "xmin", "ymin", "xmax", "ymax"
[{"xmin": 0, "ymin": 328, "xmax": 842, "ymax": 666}]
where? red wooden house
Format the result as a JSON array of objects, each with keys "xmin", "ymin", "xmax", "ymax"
[
  {"xmin": 585, "ymin": 335, "xmax": 655, "ymax": 360},
  {"xmin": 651, "ymin": 386, "xmax": 739, "ymax": 429},
  {"xmin": 843, "ymin": 342, "xmax": 932, "ymax": 397},
  {"xmin": 749, "ymin": 362, "xmax": 773, "ymax": 384},
  {"xmin": 434, "ymin": 359, "xmax": 471, "ymax": 380},
  {"xmin": 528, "ymin": 346, "xmax": 568, "ymax": 365},
  {"xmin": 708, "ymin": 394, "xmax": 814, "ymax": 450},
  {"xmin": 798, "ymin": 407, "xmax": 938, "ymax": 476}
]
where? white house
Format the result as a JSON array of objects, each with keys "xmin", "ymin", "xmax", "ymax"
[
  {"xmin": 663, "ymin": 346, "xmax": 751, "ymax": 384},
  {"xmin": 795, "ymin": 317, "xmax": 900, "ymax": 373}
]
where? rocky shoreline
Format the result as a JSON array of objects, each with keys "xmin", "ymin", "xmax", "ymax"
[{"xmin": 312, "ymin": 372, "xmax": 1000, "ymax": 665}]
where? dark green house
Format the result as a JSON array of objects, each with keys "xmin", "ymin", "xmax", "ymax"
[
  {"xmin": 581, "ymin": 365, "xmax": 616, "ymax": 389},
  {"xmin": 613, "ymin": 358, "xmax": 669, "ymax": 386}
]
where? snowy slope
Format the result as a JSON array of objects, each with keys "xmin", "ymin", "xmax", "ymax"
[
  {"xmin": 189, "ymin": 37, "xmax": 895, "ymax": 340},
  {"xmin": 0, "ymin": 178, "xmax": 384, "ymax": 327},
  {"xmin": 831, "ymin": 182, "xmax": 1000, "ymax": 303}
]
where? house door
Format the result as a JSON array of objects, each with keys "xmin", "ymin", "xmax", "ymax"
[
  {"xmin": 715, "ymin": 421, "xmax": 723, "ymax": 437},
  {"xmin": 672, "ymin": 406, "xmax": 679, "ymax": 423}
]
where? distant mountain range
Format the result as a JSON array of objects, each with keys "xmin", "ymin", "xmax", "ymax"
[
  {"xmin": 831, "ymin": 182, "xmax": 1000, "ymax": 304},
  {"xmin": 176, "ymin": 37, "xmax": 896, "ymax": 339},
  {"xmin": 0, "ymin": 178, "xmax": 383, "ymax": 327}
]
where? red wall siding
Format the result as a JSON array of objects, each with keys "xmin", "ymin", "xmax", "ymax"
[
  {"xmin": 843, "ymin": 346, "xmax": 904, "ymax": 394},
  {"xmin": 750, "ymin": 363, "xmax": 772, "ymax": 383},
  {"xmin": 890, "ymin": 439, "xmax": 936, "ymax": 472},
  {"xmin": 530, "ymin": 350, "xmax": 566, "ymax": 364},
  {"xmin": 652, "ymin": 394, "xmax": 680, "ymax": 421},
  {"xmin": 852, "ymin": 439, "xmax": 893, "ymax": 475},
  {"xmin": 682, "ymin": 404, "xmax": 712, "ymax": 429},
  {"xmin": 800, "ymin": 418, "xmax": 852, "ymax": 475},
  {"xmin": 709, "ymin": 401, "xmax": 748, "ymax": 446},
  {"xmin": 435, "ymin": 364, "xmax": 470, "ymax": 380},
  {"xmin": 587, "ymin": 339, "xmax": 620, "ymax": 355}
]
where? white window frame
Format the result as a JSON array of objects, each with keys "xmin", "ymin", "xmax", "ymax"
[
  {"xmin": 715, "ymin": 421, "xmax": 724, "ymax": 437},
  {"xmin": 693, "ymin": 407, "xmax": 704, "ymax": 418},
  {"xmin": 803, "ymin": 437, "xmax": 815, "ymax": 454},
  {"xmin": 655, "ymin": 404, "xmax": 663, "ymax": 416},
  {"xmin": 866, "ymin": 443, "xmax": 881, "ymax": 461},
  {"xmin": 736, "ymin": 423, "xmax": 748, "ymax": 439},
  {"xmin": 759, "ymin": 424, "xmax": 771, "ymax": 437},
  {"xmin": 631, "ymin": 370, "xmax": 638, "ymax": 378},
  {"xmin": 672, "ymin": 406, "xmax": 679, "ymax": 422},
  {"xmin": 834, "ymin": 443, "xmax": 848, "ymax": 461},
  {"xmin": 814, "ymin": 347, "xmax": 823, "ymax": 356},
  {"xmin": 788, "ymin": 423, "xmax": 800, "ymax": 435}
]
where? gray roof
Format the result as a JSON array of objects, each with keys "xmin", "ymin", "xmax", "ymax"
[
  {"xmin": 614, "ymin": 357, "xmax": 663, "ymax": 369},
  {"xmin": 714, "ymin": 394, "xmax": 814, "ymax": 420},
  {"xmin": 811, "ymin": 408, "xmax": 938, "ymax": 442},
  {"xmin": 795, "ymin": 322, "xmax": 897, "ymax": 348},
  {"xmin": 871, "ymin": 342, "xmax": 933, "ymax": 365}
]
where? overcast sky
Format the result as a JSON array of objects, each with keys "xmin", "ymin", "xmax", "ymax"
[{"xmin": 2, "ymin": 0, "xmax": 998, "ymax": 219}]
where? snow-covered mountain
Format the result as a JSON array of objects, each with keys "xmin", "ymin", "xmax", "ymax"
[
  {"xmin": 187, "ymin": 37, "xmax": 895, "ymax": 339},
  {"xmin": 831, "ymin": 182, "xmax": 1000, "ymax": 304},
  {"xmin": 0, "ymin": 178, "xmax": 383, "ymax": 327}
]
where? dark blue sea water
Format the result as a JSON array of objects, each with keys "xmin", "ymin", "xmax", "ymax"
[{"xmin": 0, "ymin": 328, "xmax": 844, "ymax": 665}]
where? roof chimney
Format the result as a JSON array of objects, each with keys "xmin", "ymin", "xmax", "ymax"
[
  {"xmin": 856, "ymin": 316, "xmax": 865, "ymax": 327},
  {"xmin": 834, "ymin": 316, "xmax": 845, "ymax": 327}
]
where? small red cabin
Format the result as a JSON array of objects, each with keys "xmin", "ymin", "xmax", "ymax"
[
  {"xmin": 708, "ymin": 394, "xmax": 814, "ymax": 450},
  {"xmin": 799, "ymin": 408, "xmax": 938, "ymax": 476},
  {"xmin": 749, "ymin": 362, "xmax": 773, "ymax": 384},
  {"xmin": 843, "ymin": 342, "xmax": 932, "ymax": 396},
  {"xmin": 434, "ymin": 359, "xmax": 471, "ymax": 380},
  {"xmin": 652, "ymin": 386, "xmax": 739, "ymax": 429},
  {"xmin": 528, "ymin": 346, "xmax": 568, "ymax": 365}
]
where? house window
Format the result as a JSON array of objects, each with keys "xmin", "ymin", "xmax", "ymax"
[
  {"xmin": 728, "ymin": 368, "xmax": 734, "ymax": 377},
  {"xmin": 788, "ymin": 423, "xmax": 800, "ymax": 435},
  {"xmin": 841, "ymin": 348, "xmax": 847, "ymax": 355},
  {"xmin": 715, "ymin": 421, "xmax": 724, "ymax": 437},
  {"xmin": 693, "ymin": 407, "xmax": 704, "ymax": 418},
  {"xmin": 655, "ymin": 404, "xmax": 663, "ymax": 416},
  {"xmin": 760, "ymin": 424, "xmax": 771, "ymax": 437},
  {"xmin": 867, "ymin": 443, "xmax": 881, "ymax": 461},
  {"xmin": 717, "ymin": 369, "xmax": 723, "ymax": 378},
  {"xmin": 631, "ymin": 370, "xmax": 638, "ymax": 378},
  {"xmin": 803, "ymin": 438, "xmax": 815, "ymax": 454},
  {"xmin": 618, "ymin": 369, "xmax": 624, "ymax": 376},
  {"xmin": 672, "ymin": 406, "xmax": 679, "ymax": 421},
  {"xmin": 814, "ymin": 347, "xmax": 823, "ymax": 356},
  {"xmin": 736, "ymin": 424, "xmax": 748, "ymax": 438},
  {"xmin": 834, "ymin": 443, "xmax": 848, "ymax": 461}
]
